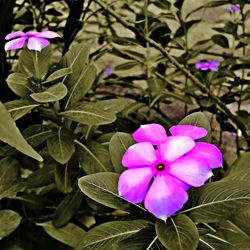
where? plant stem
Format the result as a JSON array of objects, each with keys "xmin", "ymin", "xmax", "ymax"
[{"xmin": 94, "ymin": 0, "xmax": 250, "ymax": 148}]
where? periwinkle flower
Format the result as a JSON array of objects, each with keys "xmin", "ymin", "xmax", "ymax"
[
  {"xmin": 104, "ymin": 64, "xmax": 113, "ymax": 77},
  {"xmin": 5, "ymin": 30, "xmax": 60, "ymax": 51},
  {"xmin": 195, "ymin": 60, "xmax": 220, "ymax": 71},
  {"xmin": 118, "ymin": 124, "xmax": 222, "ymax": 220},
  {"xmin": 224, "ymin": 5, "xmax": 240, "ymax": 12}
]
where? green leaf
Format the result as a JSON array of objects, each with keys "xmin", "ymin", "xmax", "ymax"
[
  {"xmin": 114, "ymin": 61, "xmax": 138, "ymax": 71},
  {"xmin": 212, "ymin": 34, "xmax": 229, "ymax": 48},
  {"xmin": 30, "ymin": 82, "xmax": 68, "ymax": 103},
  {"xmin": 36, "ymin": 221, "xmax": 85, "ymax": 247},
  {"xmin": 0, "ymin": 157, "xmax": 25, "ymax": 199},
  {"xmin": 109, "ymin": 132, "xmax": 135, "ymax": 173},
  {"xmin": 178, "ymin": 112, "xmax": 211, "ymax": 142},
  {"xmin": 96, "ymin": 98, "xmax": 129, "ymax": 114},
  {"xmin": 65, "ymin": 65, "xmax": 96, "ymax": 108},
  {"xmin": 152, "ymin": 0, "xmax": 171, "ymax": 9},
  {"xmin": 6, "ymin": 72, "xmax": 32, "ymax": 97},
  {"xmin": 225, "ymin": 152, "xmax": 250, "ymax": 176},
  {"xmin": 53, "ymin": 189, "xmax": 83, "ymax": 228},
  {"xmin": 183, "ymin": 180, "xmax": 250, "ymax": 223},
  {"xmin": 47, "ymin": 127, "xmax": 75, "ymax": 164},
  {"xmin": 0, "ymin": 210, "xmax": 22, "ymax": 240},
  {"xmin": 156, "ymin": 215, "xmax": 199, "ymax": 250},
  {"xmin": 77, "ymin": 140, "xmax": 114, "ymax": 174},
  {"xmin": 54, "ymin": 164, "xmax": 73, "ymax": 193},
  {"xmin": 148, "ymin": 77, "xmax": 165, "ymax": 97},
  {"xmin": 0, "ymin": 102, "xmax": 43, "ymax": 161},
  {"xmin": 22, "ymin": 124, "xmax": 53, "ymax": 148},
  {"xmin": 27, "ymin": 164, "xmax": 55, "ymax": 188},
  {"xmin": 4, "ymin": 99, "xmax": 40, "ymax": 120},
  {"xmin": 19, "ymin": 47, "xmax": 52, "ymax": 79},
  {"xmin": 43, "ymin": 67, "xmax": 73, "ymax": 84},
  {"xmin": 61, "ymin": 102, "xmax": 116, "ymax": 125},
  {"xmin": 62, "ymin": 43, "xmax": 90, "ymax": 89},
  {"xmin": 76, "ymin": 220, "xmax": 149, "ymax": 250},
  {"xmin": 231, "ymin": 209, "xmax": 250, "ymax": 236},
  {"xmin": 198, "ymin": 235, "xmax": 235, "ymax": 250},
  {"xmin": 114, "ymin": 226, "xmax": 164, "ymax": 250},
  {"xmin": 78, "ymin": 172, "xmax": 146, "ymax": 213}
]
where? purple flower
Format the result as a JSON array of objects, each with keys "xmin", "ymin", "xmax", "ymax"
[
  {"xmin": 224, "ymin": 5, "xmax": 240, "ymax": 12},
  {"xmin": 5, "ymin": 30, "xmax": 60, "ymax": 51},
  {"xmin": 104, "ymin": 64, "xmax": 113, "ymax": 77},
  {"xmin": 195, "ymin": 60, "xmax": 220, "ymax": 71},
  {"xmin": 118, "ymin": 124, "xmax": 222, "ymax": 220}
]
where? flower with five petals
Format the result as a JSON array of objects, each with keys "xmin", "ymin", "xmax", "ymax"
[
  {"xmin": 118, "ymin": 124, "xmax": 222, "ymax": 220},
  {"xmin": 5, "ymin": 30, "xmax": 60, "ymax": 51}
]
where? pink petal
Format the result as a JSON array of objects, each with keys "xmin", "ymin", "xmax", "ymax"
[
  {"xmin": 118, "ymin": 167, "xmax": 154, "ymax": 203},
  {"xmin": 122, "ymin": 142, "xmax": 157, "ymax": 168},
  {"xmin": 5, "ymin": 31, "xmax": 26, "ymax": 40},
  {"xmin": 187, "ymin": 142, "xmax": 222, "ymax": 169},
  {"xmin": 34, "ymin": 30, "xmax": 60, "ymax": 38},
  {"xmin": 133, "ymin": 124, "xmax": 167, "ymax": 144},
  {"xmin": 158, "ymin": 136, "xmax": 195, "ymax": 162},
  {"xmin": 169, "ymin": 154, "xmax": 213, "ymax": 187},
  {"xmin": 4, "ymin": 37, "xmax": 27, "ymax": 51},
  {"xmin": 27, "ymin": 37, "xmax": 50, "ymax": 51},
  {"xmin": 144, "ymin": 174, "xmax": 188, "ymax": 220},
  {"xmin": 170, "ymin": 125, "xmax": 208, "ymax": 140}
]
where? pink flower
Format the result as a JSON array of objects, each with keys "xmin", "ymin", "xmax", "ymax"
[
  {"xmin": 5, "ymin": 30, "xmax": 60, "ymax": 51},
  {"xmin": 118, "ymin": 124, "xmax": 222, "ymax": 220},
  {"xmin": 195, "ymin": 60, "xmax": 220, "ymax": 71},
  {"xmin": 224, "ymin": 5, "xmax": 240, "ymax": 12}
]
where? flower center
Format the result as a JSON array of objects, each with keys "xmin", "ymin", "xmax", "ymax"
[{"xmin": 156, "ymin": 163, "xmax": 165, "ymax": 171}]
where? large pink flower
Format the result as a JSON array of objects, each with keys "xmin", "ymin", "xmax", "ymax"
[
  {"xmin": 118, "ymin": 124, "xmax": 222, "ymax": 220},
  {"xmin": 5, "ymin": 30, "xmax": 60, "ymax": 51}
]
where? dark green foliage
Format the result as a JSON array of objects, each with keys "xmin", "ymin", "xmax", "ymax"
[{"xmin": 1, "ymin": 0, "xmax": 250, "ymax": 249}]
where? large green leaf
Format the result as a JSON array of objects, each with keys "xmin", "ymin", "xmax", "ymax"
[
  {"xmin": 109, "ymin": 132, "xmax": 135, "ymax": 173},
  {"xmin": 18, "ymin": 47, "xmax": 52, "ymax": 80},
  {"xmin": 47, "ymin": 127, "xmax": 75, "ymax": 164},
  {"xmin": 0, "ymin": 102, "xmax": 43, "ymax": 161},
  {"xmin": 178, "ymin": 112, "xmax": 211, "ymax": 142},
  {"xmin": 6, "ymin": 72, "xmax": 32, "ymax": 97},
  {"xmin": 0, "ymin": 210, "xmax": 22, "ymax": 240},
  {"xmin": 78, "ymin": 172, "xmax": 146, "ymax": 213},
  {"xmin": 198, "ymin": 235, "xmax": 235, "ymax": 250},
  {"xmin": 27, "ymin": 164, "xmax": 55, "ymax": 188},
  {"xmin": 4, "ymin": 99, "xmax": 40, "ymax": 120},
  {"xmin": 65, "ymin": 65, "xmax": 96, "ymax": 108},
  {"xmin": 96, "ymin": 99, "xmax": 129, "ymax": 114},
  {"xmin": 231, "ymin": 209, "xmax": 250, "ymax": 236},
  {"xmin": 30, "ymin": 82, "xmax": 68, "ymax": 103},
  {"xmin": 76, "ymin": 220, "xmax": 149, "ymax": 250},
  {"xmin": 61, "ymin": 102, "xmax": 116, "ymax": 125},
  {"xmin": 0, "ymin": 157, "xmax": 25, "ymax": 199},
  {"xmin": 225, "ymin": 151, "xmax": 250, "ymax": 177},
  {"xmin": 182, "ymin": 180, "xmax": 250, "ymax": 223},
  {"xmin": 114, "ymin": 227, "xmax": 165, "ymax": 250},
  {"xmin": 62, "ymin": 43, "xmax": 90, "ymax": 89},
  {"xmin": 77, "ymin": 140, "xmax": 114, "ymax": 174},
  {"xmin": 36, "ymin": 221, "xmax": 85, "ymax": 247},
  {"xmin": 43, "ymin": 67, "xmax": 73, "ymax": 84},
  {"xmin": 156, "ymin": 215, "xmax": 199, "ymax": 250},
  {"xmin": 52, "ymin": 189, "xmax": 83, "ymax": 228},
  {"xmin": 22, "ymin": 124, "xmax": 53, "ymax": 148}
]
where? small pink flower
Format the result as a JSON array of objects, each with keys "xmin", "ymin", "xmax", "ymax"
[
  {"xmin": 224, "ymin": 5, "xmax": 240, "ymax": 12},
  {"xmin": 104, "ymin": 64, "xmax": 113, "ymax": 77},
  {"xmin": 118, "ymin": 124, "xmax": 222, "ymax": 220},
  {"xmin": 5, "ymin": 30, "xmax": 60, "ymax": 51},
  {"xmin": 195, "ymin": 60, "xmax": 220, "ymax": 71}
]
